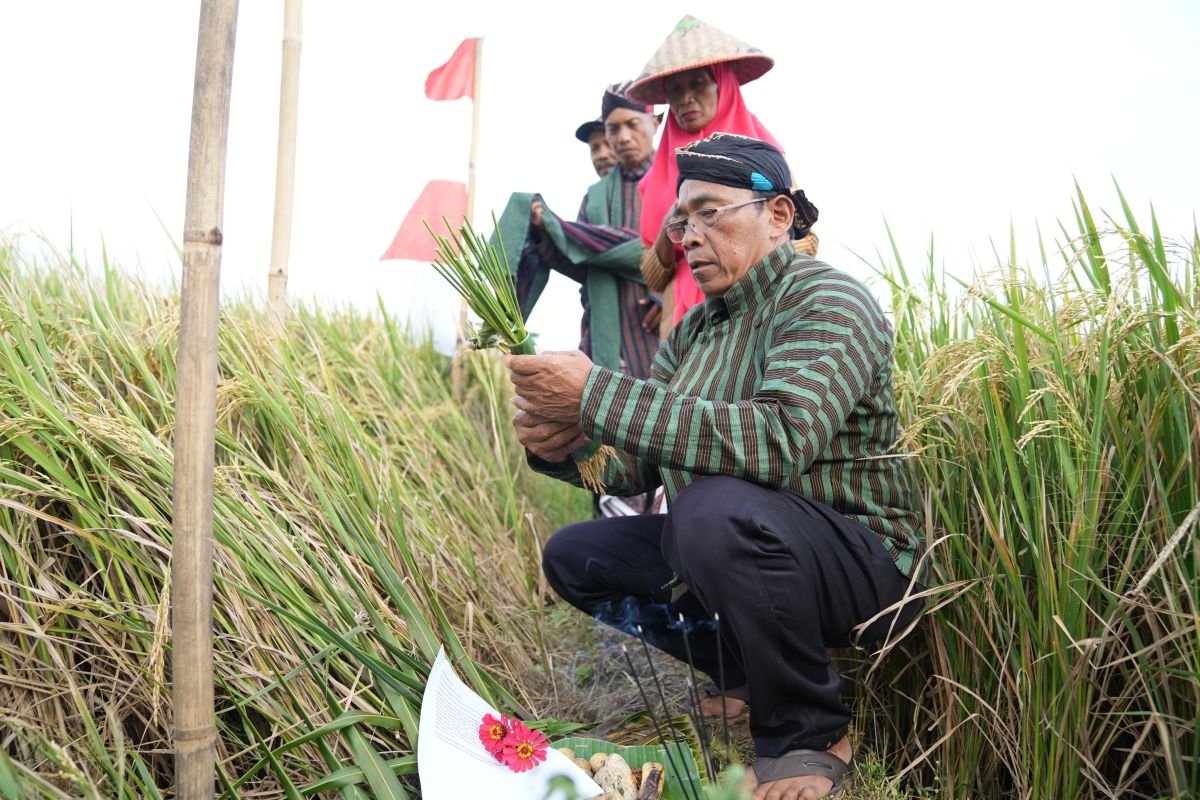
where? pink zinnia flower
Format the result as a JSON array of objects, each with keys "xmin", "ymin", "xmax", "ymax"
[
  {"xmin": 478, "ymin": 713, "xmax": 511, "ymax": 761},
  {"xmin": 500, "ymin": 721, "xmax": 548, "ymax": 773}
]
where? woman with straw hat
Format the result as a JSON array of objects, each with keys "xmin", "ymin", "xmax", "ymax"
[{"xmin": 628, "ymin": 15, "xmax": 819, "ymax": 334}]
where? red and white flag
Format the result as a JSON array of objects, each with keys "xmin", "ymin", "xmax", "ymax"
[
  {"xmin": 424, "ymin": 38, "xmax": 477, "ymax": 101},
  {"xmin": 380, "ymin": 180, "xmax": 468, "ymax": 263}
]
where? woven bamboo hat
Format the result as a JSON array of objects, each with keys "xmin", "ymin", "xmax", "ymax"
[{"xmin": 626, "ymin": 15, "xmax": 774, "ymax": 105}]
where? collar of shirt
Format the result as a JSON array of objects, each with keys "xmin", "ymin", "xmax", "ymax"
[
  {"xmin": 621, "ymin": 156, "xmax": 654, "ymax": 182},
  {"xmin": 704, "ymin": 241, "xmax": 796, "ymax": 324}
]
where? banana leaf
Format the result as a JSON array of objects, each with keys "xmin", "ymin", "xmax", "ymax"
[{"xmin": 552, "ymin": 737, "xmax": 702, "ymax": 800}]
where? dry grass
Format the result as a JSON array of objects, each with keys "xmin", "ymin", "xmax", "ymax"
[{"xmin": 0, "ymin": 236, "xmax": 590, "ymax": 797}]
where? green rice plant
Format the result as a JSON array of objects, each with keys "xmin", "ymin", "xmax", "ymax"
[
  {"xmin": 426, "ymin": 216, "xmax": 530, "ymax": 355},
  {"xmin": 0, "ymin": 235, "xmax": 588, "ymax": 796},
  {"xmin": 426, "ymin": 215, "xmax": 614, "ymax": 494},
  {"xmin": 845, "ymin": 182, "xmax": 1198, "ymax": 798}
]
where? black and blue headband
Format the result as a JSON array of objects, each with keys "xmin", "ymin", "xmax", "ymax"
[
  {"xmin": 675, "ymin": 132, "xmax": 790, "ymax": 193},
  {"xmin": 675, "ymin": 132, "xmax": 818, "ymax": 237}
]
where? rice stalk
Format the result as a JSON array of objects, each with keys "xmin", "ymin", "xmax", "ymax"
[
  {"xmin": 425, "ymin": 214, "xmax": 613, "ymax": 492},
  {"xmin": 844, "ymin": 182, "xmax": 1198, "ymax": 798},
  {"xmin": 0, "ymin": 235, "xmax": 589, "ymax": 796}
]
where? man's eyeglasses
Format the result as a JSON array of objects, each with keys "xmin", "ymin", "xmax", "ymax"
[{"xmin": 664, "ymin": 198, "xmax": 768, "ymax": 244}]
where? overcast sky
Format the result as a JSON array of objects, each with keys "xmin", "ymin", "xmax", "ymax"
[{"xmin": 2, "ymin": 1, "xmax": 1197, "ymax": 352}]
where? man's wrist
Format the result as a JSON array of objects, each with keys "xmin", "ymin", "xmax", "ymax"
[{"xmin": 525, "ymin": 449, "xmax": 579, "ymax": 484}]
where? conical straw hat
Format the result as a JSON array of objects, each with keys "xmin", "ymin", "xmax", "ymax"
[{"xmin": 627, "ymin": 15, "xmax": 774, "ymax": 105}]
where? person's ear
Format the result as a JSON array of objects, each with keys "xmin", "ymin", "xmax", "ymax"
[{"xmin": 768, "ymin": 195, "xmax": 794, "ymax": 237}]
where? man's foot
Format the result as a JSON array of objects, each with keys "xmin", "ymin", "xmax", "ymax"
[
  {"xmin": 697, "ymin": 683, "xmax": 749, "ymax": 721},
  {"xmin": 743, "ymin": 736, "xmax": 853, "ymax": 800},
  {"xmin": 698, "ymin": 693, "xmax": 746, "ymax": 720}
]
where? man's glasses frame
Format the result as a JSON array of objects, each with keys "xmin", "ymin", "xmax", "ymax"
[{"xmin": 664, "ymin": 197, "xmax": 768, "ymax": 244}]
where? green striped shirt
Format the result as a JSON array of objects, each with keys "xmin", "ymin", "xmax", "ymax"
[{"xmin": 537, "ymin": 241, "xmax": 921, "ymax": 578}]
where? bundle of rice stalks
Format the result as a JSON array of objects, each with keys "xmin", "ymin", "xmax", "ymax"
[{"xmin": 427, "ymin": 216, "xmax": 614, "ymax": 493}]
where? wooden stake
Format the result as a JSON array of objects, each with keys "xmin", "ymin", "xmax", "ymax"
[
  {"xmin": 173, "ymin": 1, "xmax": 239, "ymax": 797},
  {"xmin": 266, "ymin": 0, "xmax": 302, "ymax": 336},
  {"xmin": 452, "ymin": 37, "xmax": 483, "ymax": 396}
]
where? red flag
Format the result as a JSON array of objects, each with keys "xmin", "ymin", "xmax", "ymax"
[
  {"xmin": 380, "ymin": 180, "xmax": 468, "ymax": 262},
  {"xmin": 424, "ymin": 38, "xmax": 477, "ymax": 101}
]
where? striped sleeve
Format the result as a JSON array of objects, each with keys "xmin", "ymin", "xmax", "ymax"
[
  {"xmin": 579, "ymin": 286, "xmax": 890, "ymax": 485},
  {"xmin": 525, "ymin": 296, "xmax": 690, "ymax": 494},
  {"xmin": 527, "ymin": 306, "xmax": 694, "ymax": 492}
]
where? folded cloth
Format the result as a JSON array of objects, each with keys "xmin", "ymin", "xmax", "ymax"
[{"xmin": 491, "ymin": 192, "xmax": 645, "ymax": 372}]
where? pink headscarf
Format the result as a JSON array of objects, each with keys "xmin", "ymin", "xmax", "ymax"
[{"xmin": 638, "ymin": 63, "xmax": 782, "ymax": 323}]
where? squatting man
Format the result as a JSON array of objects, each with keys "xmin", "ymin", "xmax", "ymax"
[{"xmin": 505, "ymin": 133, "xmax": 925, "ymax": 800}]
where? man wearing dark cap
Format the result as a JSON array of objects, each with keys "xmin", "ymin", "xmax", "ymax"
[
  {"xmin": 505, "ymin": 133, "xmax": 925, "ymax": 799},
  {"xmin": 575, "ymin": 118, "xmax": 617, "ymax": 178},
  {"xmin": 494, "ymin": 82, "xmax": 661, "ymax": 380}
]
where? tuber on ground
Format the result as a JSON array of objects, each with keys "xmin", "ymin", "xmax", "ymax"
[{"xmin": 593, "ymin": 753, "xmax": 636, "ymax": 799}]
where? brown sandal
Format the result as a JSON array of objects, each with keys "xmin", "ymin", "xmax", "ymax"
[{"xmin": 752, "ymin": 750, "xmax": 854, "ymax": 798}]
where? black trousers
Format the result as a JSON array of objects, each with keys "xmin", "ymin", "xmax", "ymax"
[{"xmin": 542, "ymin": 475, "xmax": 924, "ymax": 757}]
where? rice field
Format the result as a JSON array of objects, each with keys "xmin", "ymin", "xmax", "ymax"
[
  {"xmin": 0, "ymin": 184, "xmax": 1196, "ymax": 799},
  {"xmin": 840, "ymin": 186, "xmax": 1198, "ymax": 799},
  {"xmin": 0, "ymin": 238, "xmax": 590, "ymax": 798}
]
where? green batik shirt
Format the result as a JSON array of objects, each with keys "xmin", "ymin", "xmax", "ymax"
[{"xmin": 534, "ymin": 241, "xmax": 922, "ymax": 578}]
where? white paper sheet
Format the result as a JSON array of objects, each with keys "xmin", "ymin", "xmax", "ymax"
[{"xmin": 418, "ymin": 648, "xmax": 603, "ymax": 799}]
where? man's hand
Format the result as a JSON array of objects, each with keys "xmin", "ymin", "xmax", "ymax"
[
  {"xmin": 639, "ymin": 295, "xmax": 662, "ymax": 334},
  {"xmin": 505, "ymin": 350, "xmax": 594, "ymax": 423},
  {"xmin": 512, "ymin": 409, "xmax": 590, "ymax": 462},
  {"xmin": 530, "ymin": 199, "xmax": 545, "ymax": 230}
]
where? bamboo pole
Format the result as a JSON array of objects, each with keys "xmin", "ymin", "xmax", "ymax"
[
  {"xmin": 452, "ymin": 37, "xmax": 483, "ymax": 396},
  {"xmin": 172, "ymin": 1, "xmax": 239, "ymax": 797},
  {"xmin": 266, "ymin": 0, "xmax": 302, "ymax": 336},
  {"xmin": 465, "ymin": 38, "xmax": 482, "ymax": 237}
]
